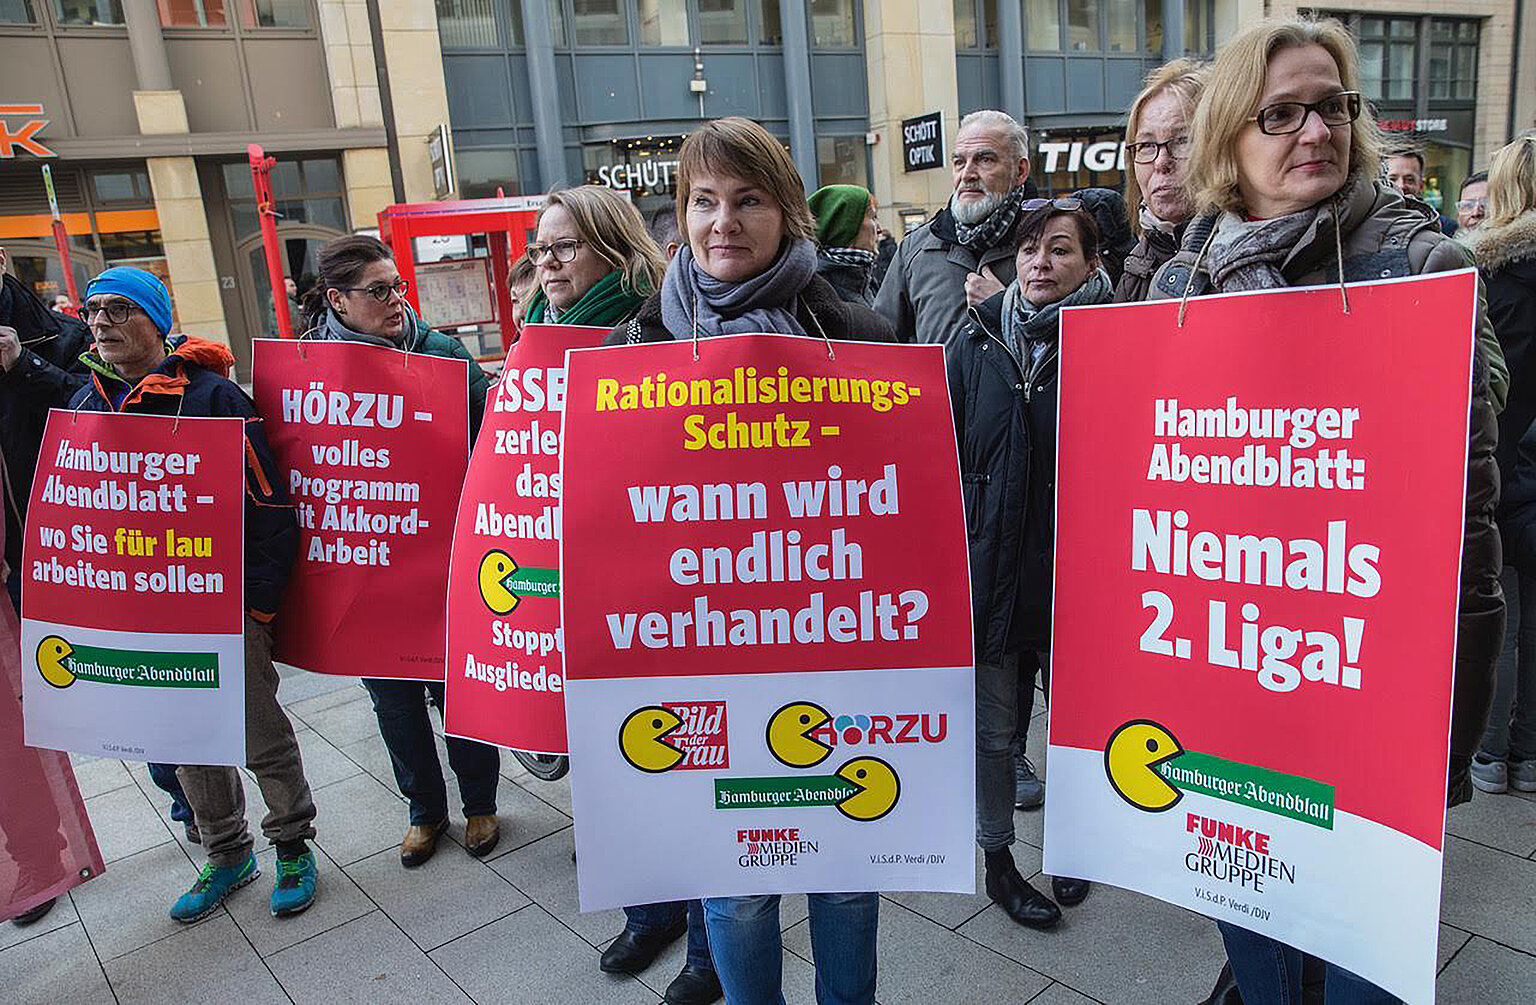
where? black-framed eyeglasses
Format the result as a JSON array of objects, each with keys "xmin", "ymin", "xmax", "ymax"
[
  {"xmin": 343, "ymin": 279, "xmax": 409, "ymax": 302},
  {"xmin": 1126, "ymin": 136, "xmax": 1192, "ymax": 164},
  {"xmin": 525, "ymin": 239, "xmax": 585, "ymax": 265},
  {"xmin": 83, "ymin": 300, "xmax": 138, "ymax": 325},
  {"xmin": 1021, "ymin": 197, "xmax": 1084, "ymax": 213},
  {"xmin": 1249, "ymin": 91, "xmax": 1362, "ymax": 136}
]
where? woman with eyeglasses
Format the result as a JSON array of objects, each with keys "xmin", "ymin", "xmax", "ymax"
[
  {"xmin": 522, "ymin": 185, "xmax": 665, "ymax": 330},
  {"xmin": 300, "ymin": 234, "xmax": 502, "ymax": 870},
  {"xmin": 1116, "ymin": 59, "xmax": 1208, "ymax": 303},
  {"xmin": 1149, "ymin": 17, "xmax": 1504, "ymax": 1003}
]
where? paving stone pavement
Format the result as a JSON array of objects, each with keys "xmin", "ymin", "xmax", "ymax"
[{"xmin": 5, "ymin": 668, "xmax": 1535, "ymax": 1003}]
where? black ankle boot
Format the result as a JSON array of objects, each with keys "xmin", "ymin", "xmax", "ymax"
[{"xmin": 983, "ymin": 848, "xmax": 1060, "ymax": 930}]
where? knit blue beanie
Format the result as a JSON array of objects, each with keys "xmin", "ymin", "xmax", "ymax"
[{"xmin": 84, "ymin": 266, "xmax": 173, "ymax": 336}]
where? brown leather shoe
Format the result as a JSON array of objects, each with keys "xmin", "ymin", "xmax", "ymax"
[
  {"xmin": 465, "ymin": 814, "xmax": 501, "ymax": 858},
  {"xmin": 400, "ymin": 818, "xmax": 448, "ymax": 868}
]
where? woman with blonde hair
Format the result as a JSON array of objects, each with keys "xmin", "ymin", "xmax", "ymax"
[
  {"xmin": 1466, "ymin": 134, "xmax": 1536, "ymax": 798},
  {"xmin": 1149, "ymin": 15, "xmax": 1505, "ymax": 1002},
  {"xmin": 523, "ymin": 184, "xmax": 665, "ymax": 329},
  {"xmin": 1116, "ymin": 58, "xmax": 1207, "ymax": 302}
]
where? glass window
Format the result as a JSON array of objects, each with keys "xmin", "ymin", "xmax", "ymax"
[
  {"xmin": 1182, "ymin": 0, "xmax": 1206, "ymax": 53},
  {"xmin": 158, "ymin": 0, "xmax": 226, "ymax": 26},
  {"xmin": 99, "ymin": 230, "xmax": 166, "ymax": 262},
  {"xmin": 243, "ymin": 0, "xmax": 307, "ymax": 28},
  {"xmin": 816, "ymin": 135, "xmax": 867, "ymax": 188},
  {"xmin": 1387, "ymin": 35, "xmax": 1415, "ymax": 101},
  {"xmin": 508, "ymin": 0, "xmax": 567, "ymax": 46},
  {"xmin": 456, "ymin": 148, "xmax": 521, "ymax": 200},
  {"xmin": 954, "ymin": 0, "xmax": 977, "ymax": 49},
  {"xmin": 1106, "ymin": 0, "xmax": 1135, "ymax": 52},
  {"xmin": 638, "ymin": 0, "xmax": 688, "ymax": 45},
  {"xmin": 302, "ymin": 157, "xmax": 341, "ymax": 193},
  {"xmin": 1144, "ymin": 0, "xmax": 1160, "ymax": 54},
  {"xmin": 1066, "ymin": 0, "xmax": 1097, "ymax": 51},
  {"xmin": 983, "ymin": 0, "xmax": 997, "ymax": 47},
  {"xmin": 1452, "ymin": 43, "xmax": 1476, "ymax": 100},
  {"xmin": 1360, "ymin": 39, "xmax": 1385, "ymax": 100},
  {"xmin": 92, "ymin": 169, "xmax": 152, "ymax": 203},
  {"xmin": 1358, "ymin": 15, "xmax": 1417, "ymax": 103},
  {"xmin": 53, "ymin": 0, "xmax": 124, "ymax": 25},
  {"xmin": 0, "ymin": 1, "xmax": 36, "ymax": 24},
  {"xmin": 436, "ymin": 0, "xmax": 499, "ymax": 48},
  {"xmin": 810, "ymin": 0, "xmax": 853, "ymax": 46},
  {"xmin": 701, "ymin": 0, "xmax": 747, "ymax": 44},
  {"xmin": 1026, "ymin": 0, "xmax": 1060, "ymax": 50},
  {"xmin": 571, "ymin": 0, "xmax": 626, "ymax": 45}
]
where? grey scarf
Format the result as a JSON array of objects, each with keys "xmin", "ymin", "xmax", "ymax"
[
  {"xmin": 1139, "ymin": 204, "xmax": 1179, "ymax": 235},
  {"xmin": 1001, "ymin": 268, "xmax": 1113, "ymax": 371},
  {"xmin": 661, "ymin": 239, "xmax": 817, "ymax": 338},
  {"xmin": 952, "ymin": 187, "xmax": 1026, "ymax": 253},
  {"xmin": 1201, "ymin": 183, "xmax": 1355, "ymax": 293},
  {"xmin": 314, "ymin": 307, "xmax": 418, "ymax": 350}
]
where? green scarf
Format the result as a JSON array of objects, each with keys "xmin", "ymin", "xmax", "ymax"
[{"xmin": 524, "ymin": 270, "xmax": 647, "ymax": 327}]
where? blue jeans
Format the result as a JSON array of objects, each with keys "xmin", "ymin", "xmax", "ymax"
[
  {"xmin": 363, "ymin": 679, "xmax": 499, "ymax": 825},
  {"xmin": 624, "ymin": 900, "xmax": 713, "ymax": 970},
  {"xmin": 703, "ymin": 892, "xmax": 877, "ymax": 1005},
  {"xmin": 1218, "ymin": 923, "xmax": 1401, "ymax": 1004},
  {"xmin": 147, "ymin": 761, "xmax": 193, "ymax": 824}
]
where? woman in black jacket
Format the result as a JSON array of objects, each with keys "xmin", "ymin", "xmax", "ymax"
[{"xmin": 949, "ymin": 199, "xmax": 1113, "ymax": 931}]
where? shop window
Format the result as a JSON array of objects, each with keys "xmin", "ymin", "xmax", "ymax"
[
  {"xmin": 158, "ymin": 0, "xmax": 226, "ymax": 26},
  {"xmin": 816, "ymin": 135, "xmax": 867, "ymax": 189},
  {"xmin": 223, "ymin": 155, "xmax": 345, "ymax": 240},
  {"xmin": 436, "ymin": 0, "xmax": 499, "ymax": 48},
  {"xmin": 99, "ymin": 230, "xmax": 166, "ymax": 262},
  {"xmin": 242, "ymin": 0, "xmax": 307, "ymax": 28},
  {"xmin": 1066, "ymin": 0, "xmax": 1098, "ymax": 51},
  {"xmin": 52, "ymin": 0, "xmax": 124, "ymax": 25},
  {"xmin": 1144, "ymin": 0, "xmax": 1211, "ymax": 55},
  {"xmin": 1026, "ymin": 0, "xmax": 1059, "ymax": 50},
  {"xmin": 701, "ymin": 0, "xmax": 747, "ymax": 45},
  {"xmin": 954, "ymin": 0, "xmax": 978, "ymax": 49},
  {"xmin": 1358, "ymin": 16, "xmax": 1416, "ymax": 102},
  {"xmin": 1105, "ymin": 0, "xmax": 1134, "ymax": 52},
  {"xmin": 502, "ymin": 0, "xmax": 564, "ymax": 46},
  {"xmin": 809, "ymin": 0, "xmax": 853, "ymax": 47},
  {"xmin": 572, "ymin": 0, "xmax": 626, "ymax": 45},
  {"xmin": 0, "ymin": 0, "xmax": 36, "ymax": 24},
  {"xmin": 1429, "ymin": 19, "xmax": 1478, "ymax": 102},
  {"xmin": 638, "ymin": 0, "xmax": 688, "ymax": 45},
  {"xmin": 91, "ymin": 169, "xmax": 153, "ymax": 204},
  {"xmin": 455, "ymin": 148, "xmax": 521, "ymax": 201}
]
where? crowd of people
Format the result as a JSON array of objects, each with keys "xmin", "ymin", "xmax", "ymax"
[{"xmin": 3, "ymin": 12, "xmax": 1536, "ymax": 1004}]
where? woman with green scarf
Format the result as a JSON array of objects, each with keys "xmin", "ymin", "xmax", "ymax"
[{"xmin": 523, "ymin": 185, "xmax": 665, "ymax": 329}]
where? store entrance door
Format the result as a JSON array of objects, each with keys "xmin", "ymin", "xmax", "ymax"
[{"xmin": 232, "ymin": 224, "xmax": 342, "ymax": 358}]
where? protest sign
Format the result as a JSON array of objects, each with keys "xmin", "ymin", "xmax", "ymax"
[
  {"xmin": 21, "ymin": 411, "xmax": 246, "ymax": 763},
  {"xmin": 1044, "ymin": 272, "xmax": 1479, "ymax": 1004},
  {"xmin": 561, "ymin": 334, "xmax": 974, "ymax": 911},
  {"xmin": 444, "ymin": 323, "xmax": 608, "ymax": 753},
  {"xmin": 253, "ymin": 338, "xmax": 469, "ymax": 679}
]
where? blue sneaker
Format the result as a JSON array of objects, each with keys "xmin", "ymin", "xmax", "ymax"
[
  {"xmin": 270, "ymin": 851, "xmax": 318, "ymax": 917},
  {"xmin": 170, "ymin": 855, "xmax": 259, "ymax": 923}
]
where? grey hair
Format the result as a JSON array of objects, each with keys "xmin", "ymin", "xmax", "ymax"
[{"xmin": 957, "ymin": 110, "xmax": 1029, "ymax": 162}]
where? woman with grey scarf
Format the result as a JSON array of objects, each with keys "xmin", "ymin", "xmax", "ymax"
[{"xmin": 950, "ymin": 201, "xmax": 1110, "ymax": 934}]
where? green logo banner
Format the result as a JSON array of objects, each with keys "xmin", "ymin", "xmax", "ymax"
[
  {"xmin": 715, "ymin": 775, "xmax": 858, "ymax": 810},
  {"xmin": 1159, "ymin": 750, "xmax": 1335, "ymax": 829},
  {"xmin": 66, "ymin": 644, "xmax": 220, "ymax": 689}
]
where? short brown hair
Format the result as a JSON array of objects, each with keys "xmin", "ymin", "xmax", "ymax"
[
  {"xmin": 675, "ymin": 117, "xmax": 815, "ymax": 243},
  {"xmin": 1124, "ymin": 59, "xmax": 1208, "ymax": 236},
  {"xmin": 1015, "ymin": 206, "xmax": 1101, "ymax": 263},
  {"xmin": 540, "ymin": 185, "xmax": 665, "ymax": 297},
  {"xmin": 1186, "ymin": 16, "xmax": 1383, "ymax": 215}
]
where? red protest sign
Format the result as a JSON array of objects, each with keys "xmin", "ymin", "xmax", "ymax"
[
  {"xmin": 253, "ymin": 338, "xmax": 469, "ymax": 679},
  {"xmin": 1044, "ymin": 272, "xmax": 1478, "ymax": 1004},
  {"xmin": 444, "ymin": 323, "xmax": 608, "ymax": 754}
]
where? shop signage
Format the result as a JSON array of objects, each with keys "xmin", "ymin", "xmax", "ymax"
[
  {"xmin": 428, "ymin": 124, "xmax": 455, "ymax": 200},
  {"xmin": 0, "ymin": 104, "xmax": 56, "ymax": 159},
  {"xmin": 902, "ymin": 111, "xmax": 944, "ymax": 172},
  {"xmin": 596, "ymin": 160, "xmax": 679, "ymax": 193},
  {"xmin": 1036, "ymin": 139, "xmax": 1127, "ymax": 175}
]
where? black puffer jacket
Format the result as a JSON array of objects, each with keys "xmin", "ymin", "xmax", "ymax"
[
  {"xmin": 0, "ymin": 274, "xmax": 92, "ymax": 595},
  {"xmin": 948, "ymin": 291, "xmax": 1063, "ymax": 659},
  {"xmin": 609, "ymin": 274, "xmax": 896, "ymax": 346},
  {"xmin": 814, "ymin": 251, "xmax": 874, "ymax": 307},
  {"xmin": 1114, "ymin": 225, "xmax": 1183, "ymax": 303}
]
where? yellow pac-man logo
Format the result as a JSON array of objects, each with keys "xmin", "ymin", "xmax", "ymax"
[
  {"xmin": 765, "ymin": 701, "xmax": 833, "ymax": 768},
  {"xmin": 835, "ymin": 756, "xmax": 900, "ymax": 821},
  {"xmin": 618, "ymin": 705, "xmax": 685, "ymax": 773},
  {"xmin": 1104, "ymin": 719, "xmax": 1184, "ymax": 812},
  {"xmin": 478, "ymin": 550, "xmax": 520, "ymax": 616},
  {"xmin": 36, "ymin": 635, "xmax": 76, "ymax": 689}
]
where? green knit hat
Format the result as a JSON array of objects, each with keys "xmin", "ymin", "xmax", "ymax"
[{"xmin": 807, "ymin": 184, "xmax": 872, "ymax": 249}]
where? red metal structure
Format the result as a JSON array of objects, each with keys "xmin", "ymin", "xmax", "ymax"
[
  {"xmin": 247, "ymin": 143, "xmax": 293, "ymax": 337},
  {"xmin": 377, "ymin": 196, "xmax": 543, "ymax": 355},
  {"xmin": 40, "ymin": 165, "xmax": 79, "ymax": 310}
]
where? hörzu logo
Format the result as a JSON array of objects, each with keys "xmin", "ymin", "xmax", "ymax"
[
  {"xmin": 737, "ymin": 826, "xmax": 819, "ymax": 868},
  {"xmin": 1184, "ymin": 812, "xmax": 1296, "ymax": 892}
]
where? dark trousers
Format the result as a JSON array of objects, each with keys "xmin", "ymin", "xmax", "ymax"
[
  {"xmin": 1012, "ymin": 650, "xmax": 1047, "ymax": 750},
  {"xmin": 147, "ymin": 761, "xmax": 193, "ymax": 823},
  {"xmin": 624, "ymin": 900, "xmax": 713, "ymax": 971},
  {"xmin": 362, "ymin": 679, "xmax": 499, "ymax": 826}
]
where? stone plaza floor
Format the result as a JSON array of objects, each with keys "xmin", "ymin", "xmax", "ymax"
[{"xmin": 5, "ymin": 665, "xmax": 1536, "ymax": 1003}]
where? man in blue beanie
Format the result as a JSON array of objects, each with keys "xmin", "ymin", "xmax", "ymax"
[{"xmin": 70, "ymin": 266, "xmax": 320, "ymax": 922}]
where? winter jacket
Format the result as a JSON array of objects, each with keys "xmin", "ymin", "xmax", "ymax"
[
  {"xmin": 873, "ymin": 205, "xmax": 1021, "ymax": 346},
  {"xmin": 1149, "ymin": 175, "xmax": 1505, "ymax": 802},
  {"xmin": 815, "ymin": 251, "xmax": 874, "ymax": 308},
  {"xmin": 0, "ymin": 274, "xmax": 92, "ymax": 593},
  {"xmin": 67, "ymin": 337, "xmax": 299, "ymax": 621},
  {"xmin": 1467, "ymin": 211, "xmax": 1536, "ymax": 500},
  {"xmin": 1073, "ymin": 187, "xmax": 1135, "ymax": 288},
  {"xmin": 1114, "ymin": 225, "xmax": 1183, "ymax": 303},
  {"xmin": 610, "ymin": 273, "xmax": 896, "ymax": 347}
]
